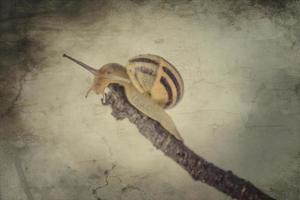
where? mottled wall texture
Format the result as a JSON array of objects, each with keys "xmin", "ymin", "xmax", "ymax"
[{"xmin": 0, "ymin": 0, "xmax": 300, "ymax": 199}]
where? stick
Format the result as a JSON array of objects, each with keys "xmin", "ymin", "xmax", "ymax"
[{"xmin": 102, "ymin": 84, "xmax": 275, "ymax": 200}]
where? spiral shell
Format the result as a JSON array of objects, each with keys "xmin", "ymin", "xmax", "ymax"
[{"xmin": 126, "ymin": 54, "xmax": 184, "ymax": 109}]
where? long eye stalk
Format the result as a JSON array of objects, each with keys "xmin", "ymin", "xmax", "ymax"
[{"xmin": 63, "ymin": 54, "xmax": 97, "ymax": 75}]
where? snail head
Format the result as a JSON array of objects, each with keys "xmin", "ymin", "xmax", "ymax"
[{"xmin": 63, "ymin": 54, "xmax": 130, "ymax": 98}]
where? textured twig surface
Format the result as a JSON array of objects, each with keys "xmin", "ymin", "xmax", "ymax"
[{"xmin": 102, "ymin": 84, "xmax": 275, "ymax": 200}]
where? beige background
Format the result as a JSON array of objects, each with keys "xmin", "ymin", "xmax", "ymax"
[{"xmin": 1, "ymin": 0, "xmax": 300, "ymax": 199}]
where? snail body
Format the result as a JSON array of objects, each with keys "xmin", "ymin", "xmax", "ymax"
[{"xmin": 63, "ymin": 54, "xmax": 184, "ymax": 141}]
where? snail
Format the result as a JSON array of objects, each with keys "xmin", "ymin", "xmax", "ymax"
[{"xmin": 63, "ymin": 54, "xmax": 184, "ymax": 141}]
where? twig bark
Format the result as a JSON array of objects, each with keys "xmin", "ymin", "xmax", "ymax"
[{"xmin": 102, "ymin": 84, "xmax": 275, "ymax": 200}]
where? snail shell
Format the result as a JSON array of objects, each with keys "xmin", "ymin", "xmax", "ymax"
[{"xmin": 127, "ymin": 54, "xmax": 184, "ymax": 109}]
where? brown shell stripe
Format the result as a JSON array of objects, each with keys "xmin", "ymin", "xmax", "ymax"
[
  {"xmin": 163, "ymin": 60, "xmax": 184, "ymax": 96},
  {"xmin": 162, "ymin": 66, "xmax": 181, "ymax": 105},
  {"xmin": 129, "ymin": 57, "xmax": 159, "ymax": 65},
  {"xmin": 160, "ymin": 76, "xmax": 173, "ymax": 107},
  {"xmin": 136, "ymin": 66, "xmax": 156, "ymax": 76}
]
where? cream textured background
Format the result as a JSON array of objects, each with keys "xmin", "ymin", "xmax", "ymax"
[{"xmin": 0, "ymin": 0, "xmax": 300, "ymax": 199}]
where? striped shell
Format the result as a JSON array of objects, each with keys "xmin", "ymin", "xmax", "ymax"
[{"xmin": 126, "ymin": 54, "xmax": 184, "ymax": 109}]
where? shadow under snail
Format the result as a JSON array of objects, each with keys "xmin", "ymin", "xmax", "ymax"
[{"xmin": 63, "ymin": 54, "xmax": 184, "ymax": 141}]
